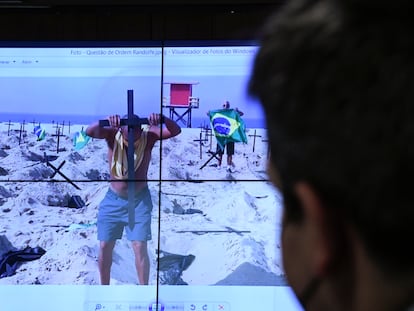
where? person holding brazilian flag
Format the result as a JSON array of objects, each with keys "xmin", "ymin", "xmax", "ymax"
[{"xmin": 208, "ymin": 101, "xmax": 247, "ymax": 172}]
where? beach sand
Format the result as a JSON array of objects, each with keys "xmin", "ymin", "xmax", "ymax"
[{"xmin": 0, "ymin": 122, "xmax": 285, "ymax": 286}]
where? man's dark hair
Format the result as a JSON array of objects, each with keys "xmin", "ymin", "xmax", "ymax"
[
  {"xmin": 121, "ymin": 114, "xmax": 143, "ymax": 128},
  {"xmin": 249, "ymin": 0, "xmax": 414, "ymax": 275}
]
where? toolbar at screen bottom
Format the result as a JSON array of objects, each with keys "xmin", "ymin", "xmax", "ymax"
[{"xmin": 85, "ymin": 301, "xmax": 230, "ymax": 311}]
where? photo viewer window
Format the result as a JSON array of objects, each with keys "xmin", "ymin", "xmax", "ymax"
[{"xmin": 0, "ymin": 42, "xmax": 303, "ymax": 311}]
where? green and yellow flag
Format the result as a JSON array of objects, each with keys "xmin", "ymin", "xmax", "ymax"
[
  {"xmin": 73, "ymin": 130, "xmax": 91, "ymax": 150},
  {"xmin": 33, "ymin": 125, "xmax": 46, "ymax": 141},
  {"xmin": 208, "ymin": 108, "xmax": 247, "ymax": 150}
]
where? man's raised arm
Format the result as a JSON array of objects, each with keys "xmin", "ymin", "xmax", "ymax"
[
  {"xmin": 148, "ymin": 113, "xmax": 181, "ymax": 139},
  {"xmin": 86, "ymin": 115, "xmax": 119, "ymax": 139},
  {"xmin": 163, "ymin": 116, "xmax": 182, "ymax": 138}
]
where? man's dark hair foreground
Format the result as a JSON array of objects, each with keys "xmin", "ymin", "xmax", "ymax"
[{"xmin": 249, "ymin": 0, "xmax": 414, "ymax": 310}]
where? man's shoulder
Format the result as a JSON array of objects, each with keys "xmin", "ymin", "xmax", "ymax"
[{"xmin": 143, "ymin": 127, "xmax": 159, "ymax": 145}]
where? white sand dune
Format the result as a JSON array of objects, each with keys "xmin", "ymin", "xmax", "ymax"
[{"xmin": 0, "ymin": 122, "xmax": 285, "ymax": 286}]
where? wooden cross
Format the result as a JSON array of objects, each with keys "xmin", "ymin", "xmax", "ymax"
[
  {"xmin": 193, "ymin": 131, "xmax": 208, "ymax": 159},
  {"xmin": 18, "ymin": 120, "xmax": 26, "ymax": 145},
  {"xmin": 6, "ymin": 120, "xmax": 13, "ymax": 136},
  {"xmin": 52, "ymin": 126, "xmax": 65, "ymax": 153},
  {"xmin": 99, "ymin": 90, "xmax": 150, "ymax": 230},
  {"xmin": 60, "ymin": 121, "xmax": 65, "ymax": 135},
  {"xmin": 45, "ymin": 152, "xmax": 81, "ymax": 190},
  {"xmin": 199, "ymin": 123, "xmax": 213, "ymax": 150},
  {"xmin": 248, "ymin": 129, "xmax": 262, "ymax": 153},
  {"xmin": 205, "ymin": 129, "xmax": 214, "ymax": 150},
  {"xmin": 200, "ymin": 150, "xmax": 221, "ymax": 170},
  {"xmin": 201, "ymin": 125, "xmax": 213, "ymax": 147},
  {"xmin": 53, "ymin": 122, "xmax": 60, "ymax": 136}
]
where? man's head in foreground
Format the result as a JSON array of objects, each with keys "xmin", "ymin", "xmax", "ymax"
[{"xmin": 249, "ymin": 0, "xmax": 414, "ymax": 310}]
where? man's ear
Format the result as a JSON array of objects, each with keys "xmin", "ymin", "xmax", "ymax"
[{"xmin": 294, "ymin": 182, "xmax": 337, "ymax": 277}]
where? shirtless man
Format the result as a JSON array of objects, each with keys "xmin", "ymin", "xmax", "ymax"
[{"xmin": 86, "ymin": 113, "xmax": 181, "ymax": 285}]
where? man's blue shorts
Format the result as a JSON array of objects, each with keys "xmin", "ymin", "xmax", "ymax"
[{"xmin": 97, "ymin": 187, "xmax": 153, "ymax": 242}]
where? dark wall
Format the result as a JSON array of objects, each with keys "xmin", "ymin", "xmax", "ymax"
[{"xmin": 0, "ymin": 4, "xmax": 282, "ymax": 41}]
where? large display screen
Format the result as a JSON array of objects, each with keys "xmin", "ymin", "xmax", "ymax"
[{"xmin": 0, "ymin": 42, "xmax": 302, "ymax": 311}]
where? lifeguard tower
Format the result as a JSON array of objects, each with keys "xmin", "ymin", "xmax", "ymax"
[{"xmin": 163, "ymin": 82, "xmax": 200, "ymax": 128}]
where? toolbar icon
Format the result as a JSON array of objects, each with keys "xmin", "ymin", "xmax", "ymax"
[{"xmin": 149, "ymin": 302, "xmax": 164, "ymax": 311}]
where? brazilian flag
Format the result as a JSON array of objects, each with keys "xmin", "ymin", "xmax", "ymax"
[
  {"xmin": 73, "ymin": 130, "xmax": 91, "ymax": 150},
  {"xmin": 209, "ymin": 108, "xmax": 247, "ymax": 150},
  {"xmin": 33, "ymin": 125, "xmax": 46, "ymax": 141}
]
